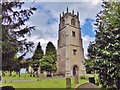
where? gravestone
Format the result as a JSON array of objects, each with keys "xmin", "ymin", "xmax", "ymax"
[
  {"xmin": 89, "ymin": 77, "xmax": 95, "ymax": 84},
  {"xmin": 66, "ymin": 77, "xmax": 71, "ymax": 89},
  {"xmin": 43, "ymin": 71, "xmax": 47, "ymax": 77},
  {"xmin": 1, "ymin": 86, "xmax": 15, "ymax": 90},
  {"xmin": 74, "ymin": 75, "xmax": 79, "ymax": 84},
  {"xmin": 75, "ymin": 82, "xmax": 100, "ymax": 90}
]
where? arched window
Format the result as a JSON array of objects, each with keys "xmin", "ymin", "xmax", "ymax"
[
  {"xmin": 61, "ymin": 19, "xmax": 65, "ymax": 28},
  {"xmin": 71, "ymin": 18, "xmax": 75, "ymax": 26}
]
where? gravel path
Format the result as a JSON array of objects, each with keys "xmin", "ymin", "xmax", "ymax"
[{"xmin": 2, "ymin": 77, "xmax": 66, "ymax": 82}]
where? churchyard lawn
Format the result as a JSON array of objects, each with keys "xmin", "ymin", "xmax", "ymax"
[
  {"xmin": 1, "ymin": 72, "xmax": 89, "ymax": 88},
  {"xmin": 2, "ymin": 78, "xmax": 88, "ymax": 88}
]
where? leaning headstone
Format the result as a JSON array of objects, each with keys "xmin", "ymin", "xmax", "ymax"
[
  {"xmin": 74, "ymin": 75, "xmax": 79, "ymax": 84},
  {"xmin": 1, "ymin": 86, "xmax": 15, "ymax": 90},
  {"xmin": 66, "ymin": 77, "xmax": 71, "ymax": 89},
  {"xmin": 89, "ymin": 77, "xmax": 95, "ymax": 84},
  {"xmin": 75, "ymin": 82, "xmax": 100, "ymax": 90}
]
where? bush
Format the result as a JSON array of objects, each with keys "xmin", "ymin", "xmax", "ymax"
[{"xmin": 80, "ymin": 75, "xmax": 88, "ymax": 80}]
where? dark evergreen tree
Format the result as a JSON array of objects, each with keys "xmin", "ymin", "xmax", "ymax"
[
  {"xmin": 32, "ymin": 42, "xmax": 44, "ymax": 60},
  {"xmin": 32, "ymin": 42, "xmax": 43, "ymax": 76},
  {"xmin": 2, "ymin": 1, "xmax": 37, "ymax": 72},
  {"xmin": 45, "ymin": 41, "xmax": 56, "ymax": 55},
  {"xmin": 85, "ymin": 1, "xmax": 120, "ymax": 89}
]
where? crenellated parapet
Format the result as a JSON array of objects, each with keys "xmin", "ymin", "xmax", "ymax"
[{"xmin": 59, "ymin": 7, "xmax": 80, "ymax": 31}]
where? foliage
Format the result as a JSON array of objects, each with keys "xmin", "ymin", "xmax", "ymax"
[
  {"xmin": 32, "ymin": 42, "xmax": 43, "ymax": 72},
  {"xmin": 2, "ymin": 1, "xmax": 36, "ymax": 71},
  {"xmin": 32, "ymin": 42, "xmax": 44, "ymax": 60},
  {"xmin": 45, "ymin": 41, "xmax": 56, "ymax": 55},
  {"xmin": 86, "ymin": 1, "xmax": 120, "ymax": 89},
  {"xmin": 40, "ymin": 42, "xmax": 57, "ymax": 72},
  {"xmin": 80, "ymin": 75, "xmax": 88, "ymax": 80},
  {"xmin": 40, "ymin": 54, "xmax": 57, "ymax": 72}
]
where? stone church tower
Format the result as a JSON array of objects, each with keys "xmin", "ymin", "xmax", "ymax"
[{"xmin": 57, "ymin": 8, "xmax": 86, "ymax": 76}]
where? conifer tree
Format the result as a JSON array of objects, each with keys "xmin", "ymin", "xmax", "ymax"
[
  {"xmin": 45, "ymin": 41, "xmax": 56, "ymax": 55},
  {"xmin": 32, "ymin": 42, "xmax": 44, "ymax": 60},
  {"xmin": 2, "ymin": 1, "xmax": 37, "ymax": 72}
]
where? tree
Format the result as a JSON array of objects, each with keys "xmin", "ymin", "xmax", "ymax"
[
  {"xmin": 40, "ymin": 55, "xmax": 57, "ymax": 72},
  {"xmin": 2, "ymin": 1, "xmax": 37, "ymax": 72},
  {"xmin": 86, "ymin": 1, "xmax": 120, "ymax": 89},
  {"xmin": 45, "ymin": 41, "xmax": 56, "ymax": 55},
  {"xmin": 31, "ymin": 42, "xmax": 43, "ymax": 76},
  {"xmin": 41, "ymin": 42, "xmax": 57, "ymax": 72},
  {"xmin": 32, "ymin": 42, "xmax": 44, "ymax": 60}
]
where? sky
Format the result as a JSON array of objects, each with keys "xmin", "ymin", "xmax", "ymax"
[{"xmin": 18, "ymin": 0, "xmax": 102, "ymax": 59}]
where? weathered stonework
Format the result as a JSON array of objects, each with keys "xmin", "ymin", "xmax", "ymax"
[{"xmin": 57, "ymin": 8, "xmax": 86, "ymax": 77}]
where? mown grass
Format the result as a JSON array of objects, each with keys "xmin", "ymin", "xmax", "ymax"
[
  {"xmin": 2, "ymin": 78, "xmax": 88, "ymax": 88},
  {"xmin": 2, "ymin": 72, "xmax": 101, "ymax": 88}
]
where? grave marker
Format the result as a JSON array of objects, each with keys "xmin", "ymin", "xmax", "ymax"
[
  {"xmin": 75, "ymin": 82, "xmax": 100, "ymax": 90},
  {"xmin": 66, "ymin": 77, "xmax": 71, "ymax": 89}
]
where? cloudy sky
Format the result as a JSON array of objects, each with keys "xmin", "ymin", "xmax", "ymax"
[{"xmin": 19, "ymin": 0, "xmax": 102, "ymax": 59}]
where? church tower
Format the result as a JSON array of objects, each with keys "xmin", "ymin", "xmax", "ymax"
[{"xmin": 57, "ymin": 8, "xmax": 86, "ymax": 76}]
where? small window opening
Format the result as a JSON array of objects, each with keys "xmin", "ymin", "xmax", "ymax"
[
  {"xmin": 73, "ymin": 49, "xmax": 77, "ymax": 55},
  {"xmin": 72, "ymin": 31, "xmax": 75, "ymax": 37}
]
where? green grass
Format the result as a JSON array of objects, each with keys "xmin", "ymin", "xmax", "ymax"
[
  {"xmin": 3, "ymin": 74, "xmax": 38, "ymax": 81},
  {"xmin": 2, "ymin": 77, "xmax": 88, "ymax": 88},
  {"xmin": 1, "ymin": 72, "xmax": 94, "ymax": 88}
]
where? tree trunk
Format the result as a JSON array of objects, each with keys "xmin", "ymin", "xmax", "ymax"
[{"xmin": 18, "ymin": 71, "xmax": 20, "ymax": 77}]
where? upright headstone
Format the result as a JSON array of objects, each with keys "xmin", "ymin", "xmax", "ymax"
[
  {"xmin": 75, "ymin": 82, "xmax": 100, "ymax": 90},
  {"xmin": 66, "ymin": 77, "xmax": 71, "ymax": 89},
  {"xmin": 89, "ymin": 77, "xmax": 95, "ymax": 84},
  {"xmin": 74, "ymin": 75, "xmax": 79, "ymax": 84},
  {"xmin": 43, "ymin": 71, "xmax": 47, "ymax": 77}
]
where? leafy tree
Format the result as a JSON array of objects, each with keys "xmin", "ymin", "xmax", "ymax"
[
  {"xmin": 41, "ymin": 42, "xmax": 57, "ymax": 72},
  {"xmin": 86, "ymin": 1, "xmax": 120, "ymax": 89},
  {"xmin": 32, "ymin": 42, "xmax": 44, "ymax": 60},
  {"xmin": 40, "ymin": 55, "xmax": 57, "ymax": 72},
  {"xmin": 2, "ymin": 1, "xmax": 37, "ymax": 72}
]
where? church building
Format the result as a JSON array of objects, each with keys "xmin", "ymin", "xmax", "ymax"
[{"xmin": 57, "ymin": 8, "xmax": 86, "ymax": 76}]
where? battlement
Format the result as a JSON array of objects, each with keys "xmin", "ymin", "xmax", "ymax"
[{"xmin": 60, "ymin": 7, "xmax": 79, "ymax": 20}]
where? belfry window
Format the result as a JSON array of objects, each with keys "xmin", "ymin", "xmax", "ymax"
[
  {"xmin": 73, "ymin": 49, "xmax": 77, "ymax": 55},
  {"xmin": 61, "ymin": 19, "xmax": 65, "ymax": 27},
  {"xmin": 71, "ymin": 18, "xmax": 75, "ymax": 26},
  {"xmin": 72, "ymin": 31, "xmax": 75, "ymax": 37}
]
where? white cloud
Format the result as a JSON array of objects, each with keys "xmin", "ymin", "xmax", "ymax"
[
  {"xmin": 82, "ymin": 35, "xmax": 95, "ymax": 58},
  {"xmin": 91, "ymin": 0, "xmax": 101, "ymax": 5},
  {"xmin": 21, "ymin": 2, "xmax": 102, "ymax": 58},
  {"xmin": 21, "ymin": 0, "xmax": 102, "ymax": 3}
]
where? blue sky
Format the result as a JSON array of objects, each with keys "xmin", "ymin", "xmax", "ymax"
[
  {"xmin": 18, "ymin": 1, "xmax": 102, "ymax": 58},
  {"xmin": 82, "ymin": 18, "xmax": 95, "ymax": 37}
]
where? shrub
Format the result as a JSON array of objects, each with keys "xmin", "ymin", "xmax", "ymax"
[{"xmin": 80, "ymin": 75, "xmax": 88, "ymax": 80}]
